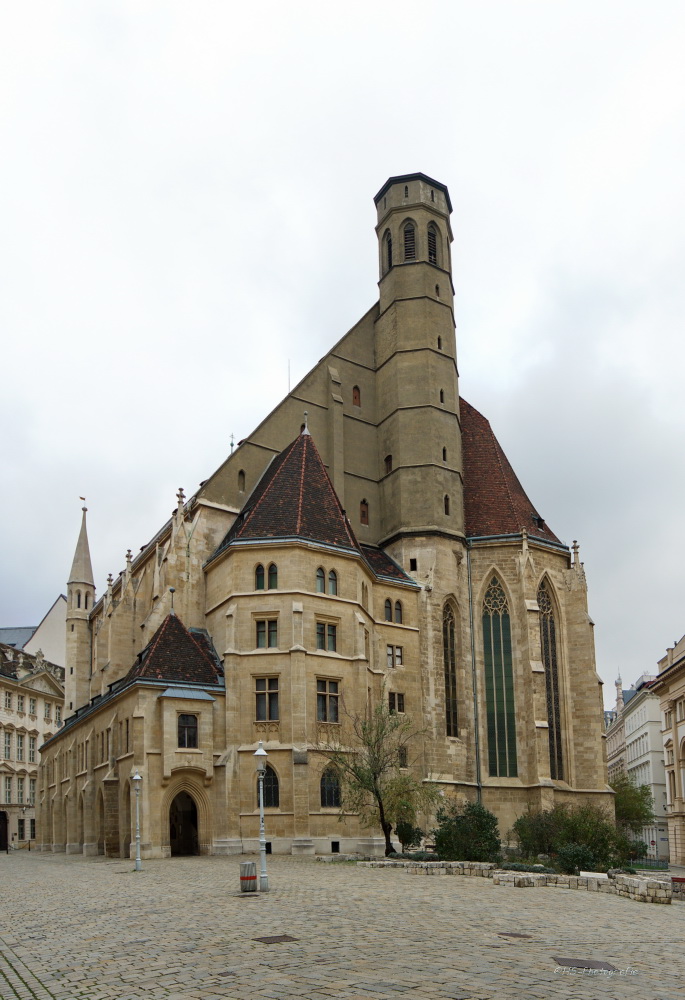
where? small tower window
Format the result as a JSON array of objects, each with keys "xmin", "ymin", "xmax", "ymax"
[
  {"xmin": 384, "ymin": 454, "xmax": 393, "ymax": 474},
  {"xmin": 360, "ymin": 499, "xmax": 369, "ymax": 525},
  {"xmin": 442, "ymin": 447, "xmax": 447, "ymax": 462},
  {"xmin": 394, "ymin": 601, "xmax": 403, "ymax": 624},
  {"xmin": 84, "ymin": 593, "xmax": 89, "ymax": 609},
  {"xmin": 404, "ymin": 185, "xmax": 408, "ymax": 198},
  {"xmin": 431, "ymin": 189, "xmax": 435, "ymax": 202},
  {"xmin": 255, "ymin": 564, "xmax": 265, "ymax": 590},
  {"xmin": 328, "ymin": 570, "xmax": 338, "ymax": 596},
  {"xmin": 77, "ymin": 591, "xmax": 81, "ymax": 608},
  {"xmin": 440, "ymin": 389, "xmax": 444, "ymax": 403},
  {"xmin": 384, "ymin": 599, "xmax": 392, "ymax": 621},
  {"xmin": 427, "ymin": 224, "xmax": 438, "ymax": 265},
  {"xmin": 268, "ymin": 563, "xmax": 278, "ymax": 589},
  {"xmin": 384, "ymin": 231, "xmax": 392, "ymax": 272},
  {"xmin": 238, "ymin": 470, "xmax": 245, "ymax": 492},
  {"xmin": 444, "ymin": 495, "xmax": 450, "ymax": 515},
  {"xmin": 352, "ymin": 385, "xmax": 361, "ymax": 407},
  {"xmin": 437, "ymin": 336, "xmax": 442, "ymax": 350},
  {"xmin": 435, "ymin": 284, "xmax": 440, "ymax": 297},
  {"xmin": 403, "ymin": 222, "xmax": 416, "ymax": 261},
  {"xmin": 316, "ymin": 567, "xmax": 325, "ymax": 593}
]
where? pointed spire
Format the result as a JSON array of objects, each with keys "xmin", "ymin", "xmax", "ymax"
[
  {"xmin": 68, "ymin": 506, "xmax": 95, "ymax": 587},
  {"xmin": 302, "ymin": 410, "xmax": 310, "ymax": 435}
]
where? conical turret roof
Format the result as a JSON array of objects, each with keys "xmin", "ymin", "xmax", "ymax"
[{"xmin": 68, "ymin": 507, "xmax": 95, "ymax": 586}]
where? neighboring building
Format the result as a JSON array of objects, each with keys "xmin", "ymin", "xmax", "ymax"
[
  {"xmin": 1, "ymin": 595, "xmax": 67, "ymax": 669},
  {"xmin": 0, "ymin": 644, "xmax": 64, "ymax": 850},
  {"xmin": 605, "ymin": 677, "xmax": 636, "ymax": 783},
  {"xmin": 623, "ymin": 675, "xmax": 668, "ymax": 860},
  {"xmin": 38, "ymin": 174, "xmax": 610, "ymax": 859},
  {"xmin": 653, "ymin": 636, "xmax": 685, "ymax": 865},
  {"xmin": 23, "ymin": 596, "xmax": 67, "ymax": 667}
]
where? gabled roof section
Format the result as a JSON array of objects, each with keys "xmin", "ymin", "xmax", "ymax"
[
  {"xmin": 123, "ymin": 613, "xmax": 223, "ymax": 686},
  {"xmin": 210, "ymin": 432, "xmax": 358, "ymax": 562},
  {"xmin": 361, "ymin": 545, "xmax": 417, "ymax": 586},
  {"xmin": 460, "ymin": 398, "xmax": 562, "ymax": 545}
]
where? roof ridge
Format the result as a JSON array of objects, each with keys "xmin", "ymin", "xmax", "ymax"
[{"xmin": 296, "ymin": 435, "xmax": 307, "ymax": 534}]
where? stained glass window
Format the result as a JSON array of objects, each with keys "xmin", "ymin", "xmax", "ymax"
[
  {"xmin": 538, "ymin": 581, "xmax": 563, "ymax": 780},
  {"xmin": 482, "ymin": 577, "xmax": 517, "ymax": 776}
]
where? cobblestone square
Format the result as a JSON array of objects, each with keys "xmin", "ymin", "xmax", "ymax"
[{"xmin": 1, "ymin": 853, "xmax": 682, "ymax": 1000}]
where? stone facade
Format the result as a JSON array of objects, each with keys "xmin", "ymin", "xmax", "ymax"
[
  {"xmin": 654, "ymin": 636, "xmax": 685, "ymax": 864},
  {"xmin": 0, "ymin": 644, "xmax": 64, "ymax": 849},
  {"xmin": 38, "ymin": 173, "xmax": 610, "ymax": 859}
]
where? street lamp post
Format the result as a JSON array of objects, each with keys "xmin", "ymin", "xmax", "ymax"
[
  {"xmin": 253, "ymin": 741, "xmax": 269, "ymax": 892},
  {"xmin": 132, "ymin": 769, "xmax": 142, "ymax": 872}
]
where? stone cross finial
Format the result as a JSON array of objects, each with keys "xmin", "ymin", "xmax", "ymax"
[
  {"xmin": 302, "ymin": 411, "xmax": 310, "ymax": 435},
  {"xmin": 126, "ymin": 549, "xmax": 133, "ymax": 569}
]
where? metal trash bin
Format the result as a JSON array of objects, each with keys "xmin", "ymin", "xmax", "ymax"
[{"xmin": 240, "ymin": 861, "xmax": 258, "ymax": 892}]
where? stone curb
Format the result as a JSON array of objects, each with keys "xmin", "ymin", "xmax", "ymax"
[{"xmin": 356, "ymin": 860, "xmax": 673, "ymax": 903}]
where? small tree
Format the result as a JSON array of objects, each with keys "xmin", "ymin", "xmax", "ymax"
[
  {"xmin": 433, "ymin": 799, "xmax": 502, "ymax": 863},
  {"xmin": 317, "ymin": 698, "xmax": 437, "ymax": 856},
  {"xmin": 610, "ymin": 774, "xmax": 654, "ymax": 835}
]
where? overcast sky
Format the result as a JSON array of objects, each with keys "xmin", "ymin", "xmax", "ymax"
[{"xmin": 2, "ymin": 1, "xmax": 684, "ymax": 704}]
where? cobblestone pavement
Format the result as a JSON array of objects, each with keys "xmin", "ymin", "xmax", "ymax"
[{"xmin": 1, "ymin": 853, "xmax": 682, "ymax": 1000}]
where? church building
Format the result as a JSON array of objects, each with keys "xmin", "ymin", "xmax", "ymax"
[{"xmin": 38, "ymin": 174, "xmax": 610, "ymax": 857}]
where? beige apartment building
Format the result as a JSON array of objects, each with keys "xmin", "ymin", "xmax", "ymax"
[
  {"xmin": 38, "ymin": 174, "xmax": 610, "ymax": 858},
  {"xmin": 654, "ymin": 637, "xmax": 685, "ymax": 864},
  {"xmin": 0, "ymin": 644, "xmax": 64, "ymax": 849}
]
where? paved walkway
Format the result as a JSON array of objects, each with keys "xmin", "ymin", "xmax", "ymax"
[{"xmin": 1, "ymin": 852, "xmax": 682, "ymax": 1000}]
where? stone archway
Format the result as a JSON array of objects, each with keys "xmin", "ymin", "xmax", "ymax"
[{"xmin": 169, "ymin": 791, "xmax": 199, "ymax": 856}]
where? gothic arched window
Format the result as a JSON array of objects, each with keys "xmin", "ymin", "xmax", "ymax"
[
  {"xmin": 352, "ymin": 385, "xmax": 361, "ymax": 407},
  {"xmin": 384, "ymin": 599, "xmax": 392, "ymax": 621},
  {"xmin": 443, "ymin": 604, "xmax": 458, "ymax": 737},
  {"xmin": 268, "ymin": 563, "xmax": 278, "ymax": 589},
  {"xmin": 394, "ymin": 601, "xmax": 403, "ymax": 624},
  {"xmin": 482, "ymin": 576, "xmax": 517, "ymax": 777},
  {"xmin": 260, "ymin": 765, "xmax": 279, "ymax": 808},
  {"xmin": 384, "ymin": 230, "xmax": 392, "ymax": 272},
  {"xmin": 320, "ymin": 768, "xmax": 341, "ymax": 808},
  {"xmin": 255, "ymin": 564, "xmax": 265, "ymax": 590},
  {"xmin": 403, "ymin": 222, "xmax": 416, "ymax": 261},
  {"xmin": 316, "ymin": 567, "xmax": 325, "ymax": 593},
  {"xmin": 427, "ymin": 223, "xmax": 439, "ymax": 265},
  {"xmin": 328, "ymin": 570, "xmax": 338, "ymax": 596},
  {"xmin": 238, "ymin": 470, "xmax": 245, "ymax": 492},
  {"xmin": 538, "ymin": 581, "xmax": 563, "ymax": 780}
]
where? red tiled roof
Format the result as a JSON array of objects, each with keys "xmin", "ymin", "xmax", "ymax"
[
  {"xmin": 213, "ymin": 432, "xmax": 359, "ymax": 556},
  {"xmin": 460, "ymin": 398, "xmax": 561, "ymax": 544},
  {"xmin": 361, "ymin": 545, "xmax": 414, "ymax": 583},
  {"xmin": 124, "ymin": 613, "xmax": 223, "ymax": 685}
]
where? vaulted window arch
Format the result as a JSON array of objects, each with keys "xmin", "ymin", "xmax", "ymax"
[
  {"xmin": 384, "ymin": 599, "xmax": 392, "ymax": 621},
  {"xmin": 443, "ymin": 603, "xmax": 458, "ymax": 737},
  {"xmin": 259, "ymin": 765, "xmax": 279, "ymax": 808},
  {"xmin": 482, "ymin": 576, "xmax": 517, "ymax": 777},
  {"xmin": 316, "ymin": 567, "xmax": 325, "ymax": 593},
  {"xmin": 352, "ymin": 385, "xmax": 361, "ymax": 407},
  {"xmin": 538, "ymin": 580, "xmax": 563, "ymax": 780},
  {"xmin": 320, "ymin": 768, "xmax": 341, "ymax": 808},
  {"xmin": 255, "ymin": 564, "xmax": 265, "ymax": 590},
  {"xmin": 403, "ymin": 221, "xmax": 416, "ymax": 261},
  {"xmin": 383, "ymin": 230, "xmax": 392, "ymax": 272},
  {"xmin": 268, "ymin": 563, "xmax": 278, "ymax": 589},
  {"xmin": 328, "ymin": 570, "xmax": 338, "ymax": 596}
]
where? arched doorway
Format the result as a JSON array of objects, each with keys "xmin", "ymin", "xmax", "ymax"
[
  {"xmin": 169, "ymin": 791, "xmax": 198, "ymax": 856},
  {"xmin": 0, "ymin": 811, "xmax": 7, "ymax": 852}
]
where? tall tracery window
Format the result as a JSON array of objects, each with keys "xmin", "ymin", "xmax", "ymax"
[
  {"xmin": 427, "ymin": 224, "xmax": 438, "ymax": 265},
  {"xmin": 538, "ymin": 581, "xmax": 563, "ymax": 780},
  {"xmin": 384, "ymin": 231, "xmax": 392, "ymax": 272},
  {"xmin": 403, "ymin": 222, "xmax": 416, "ymax": 261},
  {"xmin": 482, "ymin": 577, "xmax": 517, "ymax": 777},
  {"xmin": 259, "ymin": 765, "xmax": 279, "ymax": 808},
  {"xmin": 443, "ymin": 604, "xmax": 458, "ymax": 737},
  {"xmin": 320, "ymin": 768, "xmax": 341, "ymax": 808}
]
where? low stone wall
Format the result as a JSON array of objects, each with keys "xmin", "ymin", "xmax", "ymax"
[{"xmin": 356, "ymin": 861, "xmax": 672, "ymax": 904}]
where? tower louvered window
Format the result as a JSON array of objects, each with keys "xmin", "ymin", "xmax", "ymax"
[
  {"xmin": 428, "ymin": 225, "xmax": 438, "ymax": 265},
  {"xmin": 385, "ymin": 231, "xmax": 392, "ymax": 271},
  {"xmin": 443, "ymin": 604, "xmax": 458, "ymax": 737},
  {"xmin": 403, "ymin": 223, "xmax": 416, "ymax": 261},
  {"xmin": 538, "ymin": 581, "xmax": 563, "ymax": 780},
  {"xmin": 482, "ymin": 577, "xmax": 517, "ymax": 776}
]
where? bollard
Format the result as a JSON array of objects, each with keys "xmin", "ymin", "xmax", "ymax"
[{"xmin": 240, "ymin": 861, "xmax": 258, "ymax": 892}]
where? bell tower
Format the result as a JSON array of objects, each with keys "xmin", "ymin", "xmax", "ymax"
[
  {"xmin": 373, "ymin": 173, "xmax": 464, "ymax": 545},
  {"xmin": 65, "ymin": 506, "xmax": 95, "ymax": 717}
]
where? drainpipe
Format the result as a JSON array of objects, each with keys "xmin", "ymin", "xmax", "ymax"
[{"xmin": 467, "ymin": 541, "xmax": 482, "ymax": 802}]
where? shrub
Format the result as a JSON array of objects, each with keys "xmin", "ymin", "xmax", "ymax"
[
  {"xmin": 555, "ymin": 843, "xmax": 597, "ymax": 874},
  {"xmin": 498, "ymin": 862, "xmax": 556, "ymax": 874},
  {"xmin": 395, "ymin": 821, "xmax": 424, "ymax": 852},
  {"xmin": 433, "ymin": 800, "xmax": 502, "ymax": 863}
]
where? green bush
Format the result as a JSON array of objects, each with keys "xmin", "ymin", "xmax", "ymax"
[
  {"xmin": 499, "ymin": 862, "xmax": 556, "ymax": 874},
  {"xmin": 433, "ymin": 800, "xmax": 502, "ymax": 863},
  {"xmin": 555, "ymin": 843, "xmax": 597, "ymax": 874},
  {"xmin": 395, "ymin": 821, "xmax": 424, "ymax": 852},
  {"xmin": 512, "ymin": 803, "xmax": 641, "ymax": 872}
]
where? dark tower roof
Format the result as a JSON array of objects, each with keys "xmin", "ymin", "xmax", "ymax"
[
  {"xmin": 374, "ymin": 173, "xmax": 452, "ymax": 212},
  {"xmin": 123, "ymin": 613, "xmax": 223, "ymax": 685},
  {"xmin": 210, "ymin": 431, "xmax": 359, "ymax": 560},
  {"xmin": 460, "ymin": 398, "xmax": 562, "ymax": 545}
]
